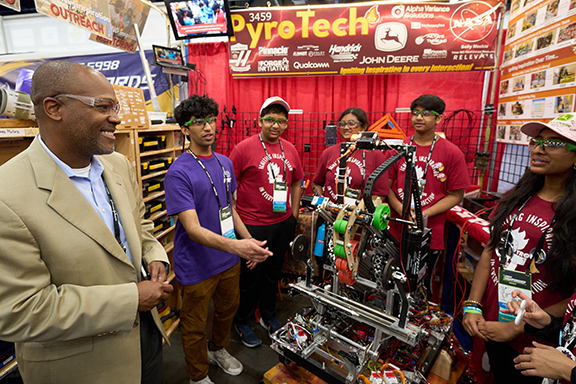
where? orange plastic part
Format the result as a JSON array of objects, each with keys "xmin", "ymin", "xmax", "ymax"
[{"xmin": 368, "ymin": 114, "xmax": 406, "ymax": 140}]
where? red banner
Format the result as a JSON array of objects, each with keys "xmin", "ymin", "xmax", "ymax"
[{"xmin": 228, "ymin": 0, "xmax": 502, "ymax": 78}]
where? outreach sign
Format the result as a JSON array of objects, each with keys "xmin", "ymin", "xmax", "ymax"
[
  {"xmin": 34, "ymin": 0, "xmax": 112, "ymax": 39},
  {"xmin": 228, "ymin": 0, "xmax": 502, "ymax": 78}
]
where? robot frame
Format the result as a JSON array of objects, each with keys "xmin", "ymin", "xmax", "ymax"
[{"xmin": 272, "ymin": 132, "xmax": 452, "ymax": 384}]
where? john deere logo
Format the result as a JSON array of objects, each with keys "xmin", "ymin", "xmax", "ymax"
[{"xmin": 557, "ymin": 114, "xmax": 574, "ymax": 121}]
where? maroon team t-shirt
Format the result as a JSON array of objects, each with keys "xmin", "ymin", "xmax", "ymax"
[
  {"xmin": 230, "ymin": 134, "xmax": 304, "ymax": 226},
  {"xmin": 312, "ymin": 145, "xmax": 390, "ymax": 203},
  {"xmin": 484, "ymin": 195, "xmax": 567, "ymax": 352},
  {"xmin": 387, "ymin": 136, "xmax": 470, "ymax": 250}
]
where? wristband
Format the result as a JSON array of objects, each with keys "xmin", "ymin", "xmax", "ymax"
[
  {"xmin": 463, "ymin": 300, "xmax": 483, "ymax": 309},
  {"xmin": 463, "ymin": 306, "xmax": 483, "ymax": 316}
]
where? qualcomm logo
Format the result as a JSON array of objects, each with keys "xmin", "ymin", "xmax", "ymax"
[
  {"xmin": 293, "ymin": 61, "xmax": 330, "ymax": 69},
  {"xmin": 374, "ymin": 23, "xmax": 408, "ymax": 52}
]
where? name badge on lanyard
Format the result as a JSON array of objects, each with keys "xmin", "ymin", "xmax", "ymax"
[
  {"xmin": 344, "ymin": 188, "xmax": 361, "ymax": 206},
  {"xmin": 498, "ymin": 268, "xmax": 532, "ymax": 322},
  {"xmin": 273, "ymin": 180, "xmax": 287, "ymax": 212},
  {"xmin": 220, "ymin": 205, "xmax": 236, "ymax": 239}
]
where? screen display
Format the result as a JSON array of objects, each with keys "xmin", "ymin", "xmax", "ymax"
[
  {"xmin": 164, "ymin": 0, "xmax": 234, "ymax": 40},
  {"xmin": 153, "ymin": 46, "xmax": 184, "ymax": 66}
]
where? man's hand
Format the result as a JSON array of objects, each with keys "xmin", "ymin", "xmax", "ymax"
[
  {"xmin": 502, "ymin": 290, "xmax": 551, "ymax": 330},
  {"xmin": 147, "ymin": 261, "xmax": 167, "ymax": 283},
  {"xmin": 514, "ymin": 342, "xmax": 576, "ymax": 381},
  {"xmin": 462, "ymin": 313, "xmax": 487, "ymax": 340},
  {"xmin": 233, "ymin": 239, "xmax": 272, "ymax": 265},
  {"xmin": 478, "ymin": 320, "xmax": 522, "ymax": 342},
  {"xmin": 137, "ymin": 280, "xmax": 173, "ymax": 312}
]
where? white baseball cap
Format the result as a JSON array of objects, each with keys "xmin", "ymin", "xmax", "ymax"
[
  {"xmin": 521, "ymin": 113, "xmax": 576, "ymax": 142},
  {"xmin": 259, "ymin": 96, "xmax": 290, "ymax": 115}
]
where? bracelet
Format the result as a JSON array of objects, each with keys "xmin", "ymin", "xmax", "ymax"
[
  {"xmin": 463, "ymin": 306, "xmax": 483, "ymax": 316},
  {"xmin": 463, "ymin": 300, "xmax": 483, "ymax": 309}
]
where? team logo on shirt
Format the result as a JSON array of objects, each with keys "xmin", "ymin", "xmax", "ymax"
[{"xmin": 223, "ymin": 170, "xmax": 232, "ymax": 185}]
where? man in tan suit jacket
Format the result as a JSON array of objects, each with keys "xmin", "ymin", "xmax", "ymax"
[{"xmin": 0, "ymin": 61, "xmax": 173, "ymax": 383}]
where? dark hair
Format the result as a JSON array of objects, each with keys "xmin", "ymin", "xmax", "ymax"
[
  {"xmin": 261, "ymin": 104, "xmax": 288, "ymax": 118},
  {"xmin": 339, "ymin": 107, "xmax": 369, "ymax": 129},
  {"xmin": 488, "ymin": 169, "xmax": 576, "ymax": 294},
  {"xmin": 174, "ymin": 94, "xmax": 218, "ymax": 126},
  {"xmin": 410, "ymin": 94, "xmax": 446, "ymax": 114}
]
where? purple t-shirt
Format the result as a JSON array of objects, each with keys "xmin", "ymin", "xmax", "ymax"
[{"xmin": 165, "ymin": 151, "xmax": 239, "ymax": 285}]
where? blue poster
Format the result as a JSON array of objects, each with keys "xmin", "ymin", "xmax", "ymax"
[{"xmin": 0, "ymin": 50, "xmax": 176, "ymax": 111}]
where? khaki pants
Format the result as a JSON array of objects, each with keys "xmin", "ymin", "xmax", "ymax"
[{"xmin": 180, "ymin": 262, "xmax": 240, "ymax": 381}]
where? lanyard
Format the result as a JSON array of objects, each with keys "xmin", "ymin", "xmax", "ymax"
[
  {"xmin": 530, "ymin": 214, "xmax": 556, "ymax": 263},
  {"xmin": 410, "ymin": 134, "xmax": 437, "ymax": 182},
  {"xmin": 188, "ymin": 150, "xmax": 230, "ymax": 210},
  {"xmin": 101, "ymin": 177, "xmax": 124, "ymax": 250},
  {"xmin": 505, "ymin": 196, "xmax": 533, "ymax": 234},
  {"xmin": 259, "ymin": 133, "xmax": 286, "ymax": 181},
  {"xmin": 497, "ymin": 196, "xmax": 533, "ymax": 265}
]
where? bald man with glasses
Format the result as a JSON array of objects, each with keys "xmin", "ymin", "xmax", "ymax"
[{"xmin": 0, "ymin": 61, "xmax": 172, "ymax": 383}]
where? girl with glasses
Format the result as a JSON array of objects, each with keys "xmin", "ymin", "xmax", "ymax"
[
  {"xmin": 463, "ymin": 114, "xmax": 576, "ymax": 383},
  {"xmin": 312, "ymin": 107, "xmax": 389, "ymax": 204}
]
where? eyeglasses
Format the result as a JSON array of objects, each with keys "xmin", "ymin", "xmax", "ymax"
[
  {"xmin": 54, "ymin": 94, "xmax": 121, "ymax": 115},
  {"xmin": 183, "ymin": 116, "xmax": 218, "ymax": 128},
  {"xmin": 528, "ymin": 138, "xmax": 576, "ymax": 154},
  {"xmin": 261, "ymin": 117, "xmax": 288, "ymax": 127},
  {"xmin": 338, "ymin": 120, "xmax": 362, "ymax": 129},
  {"xmin": 411, "ymin": 110, "xmax": 439, "ymax": 118}
]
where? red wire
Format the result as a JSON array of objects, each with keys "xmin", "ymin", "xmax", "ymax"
[{"xmin": 453, "ymin": 221, "xmax": 472, "ymax": 316}]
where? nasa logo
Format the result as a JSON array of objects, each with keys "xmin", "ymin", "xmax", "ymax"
[
  {"xmin": 374, "ymin": 23, "xmax": 408, "ymax": 52},
  {"xmin": 450, "ymin": 1, "xmax": 497, "ymax": 43}
]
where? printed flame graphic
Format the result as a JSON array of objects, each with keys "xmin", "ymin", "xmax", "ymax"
[{"xmin": 365, "ymin": 6, "xmax": 380, "ymax": 24}]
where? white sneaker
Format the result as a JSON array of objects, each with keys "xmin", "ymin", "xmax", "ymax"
[
  {"xmin": 207, "ymin": 347, "xmax": 243, "ymax": 376},
  {"xmin": 190, "ymin": 376, "xmax": 214, "ymax": 384}
]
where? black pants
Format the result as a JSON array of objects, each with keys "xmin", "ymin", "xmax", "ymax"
[
  {"xmin": 235, "ymin": 215, "xmax": 297, "ymax": 324},
  {"xmin": 140, "ymin": 310, "xmax": 165, "ymax": 384},
  {"xmin": 485, "ymin": 340, "xmax": 542, "ymax": 384}
]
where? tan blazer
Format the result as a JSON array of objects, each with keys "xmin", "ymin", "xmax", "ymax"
[{"xmin": 0, "ymin": 137, "xmax": 169, "ymax": 384}]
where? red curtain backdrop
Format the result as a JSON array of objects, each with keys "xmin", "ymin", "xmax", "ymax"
[
  {"xmin": 185, "ymin": 41, "xmax": 495, "ymax": 191},
  {"xmin": 186, "ymin": 41, "xmax": 486, "ymax": 118}
]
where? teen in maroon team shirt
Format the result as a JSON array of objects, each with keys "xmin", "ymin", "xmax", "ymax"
[
  {"xmin": 387, "ymin": 94, "xmax": 470, "ymax": 297},
  {"xmin": 464, "ymin": 114, "xmax": 576, "ymax": 383}
]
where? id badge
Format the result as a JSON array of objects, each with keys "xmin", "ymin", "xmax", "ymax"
[
  {"xmin": 273, "ymin": 181, "xmax": 287, "ymax": 212},
  {"xmin": 344, "ymin": 188, "xmax": 361, "ymax": 206},
  {"xmin": 219, "ymin": 206, "xmax": 236, "ymax": 239},
  {"xmin": 498, "ymin": 268, "xmax": 532, "ymax": 322}
]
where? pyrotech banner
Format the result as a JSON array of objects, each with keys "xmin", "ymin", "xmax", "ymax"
[{"xmin": 228, "ymin": 0, "xmax": 501, "ymax": 78}]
